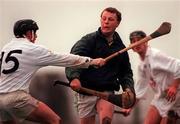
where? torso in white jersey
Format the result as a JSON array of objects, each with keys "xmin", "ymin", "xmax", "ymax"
[{"xmin": 0, "ymin": 38, "xmax": 91, "ymax": 93}]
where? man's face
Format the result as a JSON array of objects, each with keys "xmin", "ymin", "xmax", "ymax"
[
  {"xmin": 131, "ymin": 36, "xmax": 147, "ymax": 54},
  {"xmin": 100, "ymin": 11, "xmax": 120, "ymax": 36}
]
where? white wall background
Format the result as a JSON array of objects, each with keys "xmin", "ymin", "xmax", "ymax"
[
  {"xmin": 0, "ymin": 0, "xmax": 179, "ymax": 74},
  {"xmin": 0, "ymin": 0, "xmax": 180, "ymax": 124}
]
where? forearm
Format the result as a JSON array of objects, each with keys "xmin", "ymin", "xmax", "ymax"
[
  {"xmin": 165, "ymin": 78, "xmax": 180, "ymax": 102},
  {"xmin": 65, "ymin": 67, "xmax": 82, "ymax": 82},
  {"xmin": 62, "ymin": 53, "xmax": 92, "ymax": 68},
  {"xmin": 120, "ymin": 58, "xmax": 135, "ymax": 92},
  {"xmin": 120, "ymin": 74, "xmax": 135, "ymax": 93}
]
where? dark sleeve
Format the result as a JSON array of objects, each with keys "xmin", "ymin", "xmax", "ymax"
[
  {"xmin": 65, "ymin": 34, "xmax": 95, "ymax": 81},
  {"xmin": 119, "ymin": 52, "xmax": 135, "ymax": 93}
]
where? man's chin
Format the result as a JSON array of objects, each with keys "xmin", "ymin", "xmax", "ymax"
[{"xmin": 102, "ymin": 31, "xmax": 112, "ymax": 36}]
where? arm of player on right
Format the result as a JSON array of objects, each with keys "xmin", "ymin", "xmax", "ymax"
[{"xmin": 166, "ymin": 78, "xmax": 180, "ymax": 102}]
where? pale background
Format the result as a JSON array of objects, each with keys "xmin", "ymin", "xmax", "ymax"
[{"xmin": 0, "ymin": 0, "xmax": 180, "ymax": 124}]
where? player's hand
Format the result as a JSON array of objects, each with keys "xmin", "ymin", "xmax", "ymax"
[
  {"xmin": 120, "ymin": 108, "xmax": 133, "ymax": 116},
  {"xmin": 90, "ymin": 58, "xmax": 106, "ymax": 67},
  {"xmin": 122, "ymin": 88, "xmax": 136, "ymax": 109},
  {"xmin": 165, "ymin": 86, "xmax": 177, "ymax": 102},
  {"xmin": 70, "ymin": 78, "xmax": 81, "ymax": 91}
]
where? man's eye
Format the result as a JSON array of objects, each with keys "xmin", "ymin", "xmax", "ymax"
[
  {"xmin": 102, "ymin": 17, "xmax": 106, "ymax": 21},
  {"xmin": 130, "ymin": 40, "xmax": 136, "ymax": 43},
  {"xmin": 109, "ymin": 18, "xmax": 115, "ymax": 21}
]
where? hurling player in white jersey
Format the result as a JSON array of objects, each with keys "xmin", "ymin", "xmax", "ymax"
[
  {"xmin": 0, "ymin": 19, "xmax": 105, "ymax": 124},
  {"xmin": 121, "ymin": 31, "xmax": 180, "ymax": 124}
]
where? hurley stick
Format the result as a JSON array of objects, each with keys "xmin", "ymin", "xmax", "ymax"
[
  {"xmin": 105, "ymin": 22, "xmax": 171, "ymax": 62},
  {"xmin": 54, "ymin": 80, "xmax": 128, "ymax": 108}
]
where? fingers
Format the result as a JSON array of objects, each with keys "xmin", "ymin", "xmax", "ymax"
[
  {"xmin": 90, "ymin": 58, "xmax": 106, "ymax": 67},
  {"xmin": 165, "ymin": 87, "xmax": 177, "ymax": 102},
  {"xmin": 119, "ymin": 108, "xmax": 132, "ymax": 116},
  {"xmin": 166, "ymin": 92, "xmax": 176, "ymax": 102}
]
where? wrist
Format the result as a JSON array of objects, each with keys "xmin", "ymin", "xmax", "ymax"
[
  {"xmin": 88, "ymin": 58, "xmax": 93, "ymax": 65},
  {"xmin": 172, "ymin": 79, "xmax": 180, "ymax": 89}
]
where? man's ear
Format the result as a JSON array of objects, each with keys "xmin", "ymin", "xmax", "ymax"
[
  {"xmin": 23, "ymin": 31, "xmax": 34, "ymax": 42},
  {"xmin": 25, "ymin": 31, "xmax": 31, "ymax": 38}
]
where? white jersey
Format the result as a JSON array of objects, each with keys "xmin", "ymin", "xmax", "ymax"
[
  {"xmin": 0, "ymin": 38, "xmax": 92, "ymax": 93},
  {"xmin": 135, "ymin": 47, "xmax": 180, "ymax": 117}
]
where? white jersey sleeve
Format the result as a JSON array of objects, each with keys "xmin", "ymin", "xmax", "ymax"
[
  {"xmin": 150, "ymin": 48, "xmax": 180, "ymax": 79},
  {"xmin": 32, "ymin": 44, "xmax": 92, "ymax": 68}
]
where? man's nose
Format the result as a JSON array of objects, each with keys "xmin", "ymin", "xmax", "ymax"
[{"xmin": 104, "ymin": 19, "xmax": 109, "ymax": 23}]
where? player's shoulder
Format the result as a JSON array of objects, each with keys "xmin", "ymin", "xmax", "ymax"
[
  {"xmin": 148, "ymin": 47, "xmax": 161, "ymax": 56},
  {"xmin": 82, "ymin": 31, "xmax": 97, "ymax": 39},
  {"xmin": 149, "ymin": 47, "xmax": 169, "ymax": 60},
  {"xmin": 1, "ymin": 38, "xmax": 47, "ymax": 53}
]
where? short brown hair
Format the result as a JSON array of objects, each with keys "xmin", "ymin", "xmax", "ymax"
[
  {"xmin": 129, "ymin": 30, "xmax": 146, "ymax": 42},
  {"xmin": 101, "ymin": 7, "xmax": 122, "ymax": 22}
]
